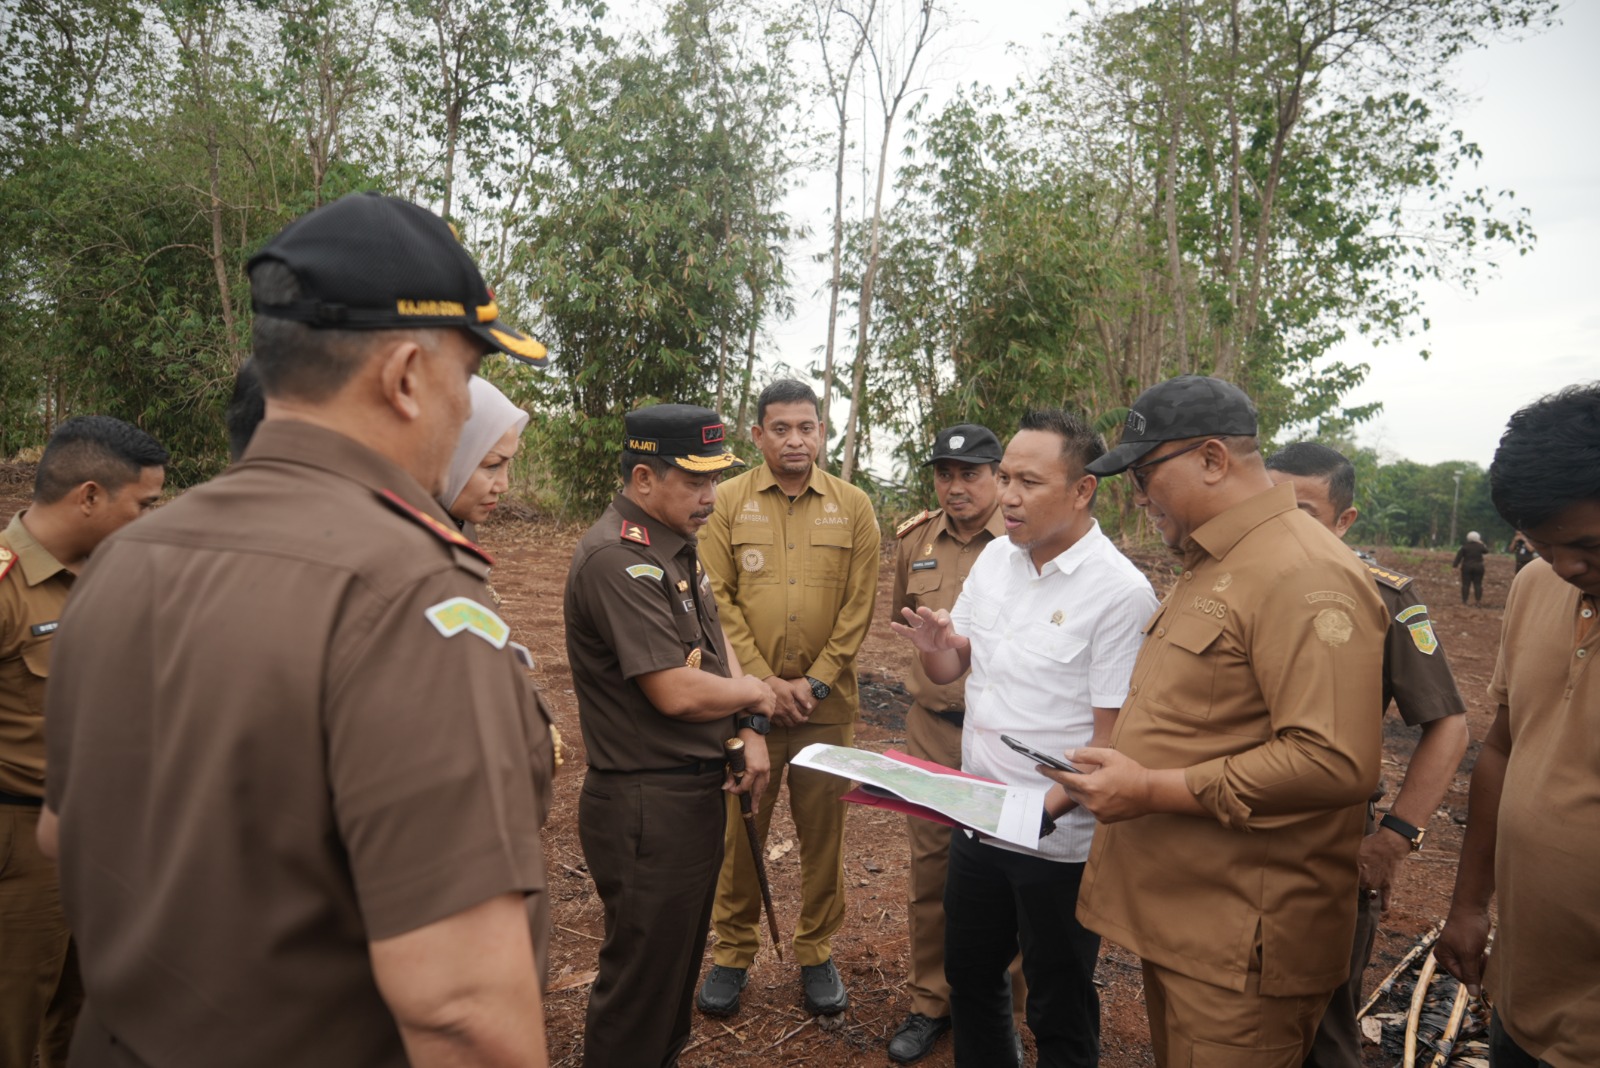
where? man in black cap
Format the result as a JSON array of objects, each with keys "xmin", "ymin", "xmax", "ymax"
[
  {"xmin": 1040, "ymin": 376, "xmax": 1387, "ymax": 1066},
  {"xmin": 43, "ymin": 193, "xmax": 555, "ymax": 1068},
  {"xmin": 565, "ymin": 403, "xmax": 776, "ymax": 1068},
  {"xmin": 885, "ymin": 423, "xmax": 1016, "ymax": 1063}
]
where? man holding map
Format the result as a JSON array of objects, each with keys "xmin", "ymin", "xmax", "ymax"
[{"xmin": 892, "ymin": 409, "xmax": 1156, "ymax": 1068}]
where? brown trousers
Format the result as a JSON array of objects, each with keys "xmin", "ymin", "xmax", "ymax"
[
  {"xmin": 903, "ymin": 705, "xmax": 1025, "ymax": 1022},
  {"xmin": 712, "ymin": 720, "xmax": 852, "ymax": 968},
  {"xmin": 0, "ymin": 805, "xmax": 82, "ymax": 1068},
  {"xmin": 1303, "ymin": 881, "xmax": 1380, "ymax": 1068},
  {"xmin": 579, "ymin": 768, "xmax": 726, "ymax": 1068},
  {"xmin": 1142, "ymin": 958, "xmax": 1328, "ymax": 1068}
]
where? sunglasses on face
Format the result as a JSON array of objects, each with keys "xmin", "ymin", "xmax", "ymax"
[{"xmin": 1129, "ymin": 439, "xmax": 1212, "ymax": 491}]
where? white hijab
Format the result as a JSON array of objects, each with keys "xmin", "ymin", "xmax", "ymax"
[
  {"xmin": 1467, "ymin": 531, "xmax": 1483, "ymax": 544},
  {"xmin": 439, "ymin": 376, "xmax": 530, "ymax": 513}
]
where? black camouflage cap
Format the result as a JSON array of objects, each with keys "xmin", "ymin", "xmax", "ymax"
[
  {"xmin": 1086, "ymin": 375, "xmax": 1258, "ymax": 476},
  {"xmin": 922, "ymin": 423, "xmax": 1003, "ymax": 466},
  {"xmin": 248, "ymin": 193, "xmax": 549, "ymax": 367},
  {"xmin": 624, "ymin": 403, "xmax": 746, "ymax": 473}
]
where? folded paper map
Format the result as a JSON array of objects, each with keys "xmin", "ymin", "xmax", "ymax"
[{"xmin": 791, "ymin": 743, "xmax": 1046, "ymax": 849}]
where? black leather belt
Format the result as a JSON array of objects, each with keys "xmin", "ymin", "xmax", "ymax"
[
  {"xmin": 594, "ymin": 758, "xmax": 726, "ymax": 776},
  {"xmin": 0, "ymin": 790, "xmax": 43, "ymax": 807}
]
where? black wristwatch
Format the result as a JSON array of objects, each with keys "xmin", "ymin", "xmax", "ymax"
[
  {"xmin": 1039, "ymin": 809, "xmax": 1058, "ymax": 839},
  {"xmin": 805, "ymin": 676, "xmax": 831, "ymax": 701},
  {"xmin": 736, "ymin": 713, "xmax": 771, "ymax": 737},
  {"xmin": 1379, "ymin": 812, "xmax": 1426, "ymax": 852}
]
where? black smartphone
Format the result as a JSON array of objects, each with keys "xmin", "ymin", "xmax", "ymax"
[{"xmin": 1001, "ymin": 734, "xmax": 1083, "ymax": 774}]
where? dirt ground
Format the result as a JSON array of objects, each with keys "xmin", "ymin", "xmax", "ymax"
[
  {"xmin": 479, "ymin": 514, "xmax": 1514, "ymax": 1068},
  {"xmin": 5, "ymin": 462, "xmax": 1513, "ymax": 1067}
]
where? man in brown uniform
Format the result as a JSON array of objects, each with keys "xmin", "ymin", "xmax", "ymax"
[
  {"xmin": 1264, "ymin": 442, "xmax": 1470, "ymax": 1068},
  {"xmin": 564, "ymin": 403, "xmax": 774, "ymax": 1068},
  {"xmin": 1, "ymin": 416, "xmax": 166, "ymax": 1068},
  {"xmin": 1438, "ymin": 383, "xmax": 1600, "ymax": 1067},
  {"xmin": 886, "ymin": 423, "xmax": 1010, "ymax": 1064},
  {"xmin": 41, "ymin": 193, "xmax": 556, "ymax": 1068},
  {"xmin": 1045, "ymin": 376, "xmax": 1386, "ymax": 1065},
  {"xmin": 697, "ymin": 379, "xmax": 880, "ymax": 1017}
]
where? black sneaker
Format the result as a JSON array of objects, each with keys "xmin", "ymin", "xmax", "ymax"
[
  {"xmin": 887, "ymin": 1012, "xmax": 950, "ymax": 1063},
  {"xmin": 801, "ymin": 959, "xmax": 849, "ymax": 1015},
  {"xmin": 696, "ymin": 965, "xmax": 747, "ymax": 1017}
]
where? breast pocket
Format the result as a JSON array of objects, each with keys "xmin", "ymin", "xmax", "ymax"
[
  {"xmin": 1144, "ymin": 612, "xmax": 1225, "ymax": 723},
  {"xmin": 19, "ymin": 640, "xmax": 51, "ymax": 715},
  {"xmin": 731, "ymin": 527, "xmax": 777, "ymax": 585},
  {"xmin": 1020, "ymin": 622, "xmax": 1089, "ymax": 666},
  {"xmin": 905, "ymin": 570, "xmax": 942, "ymax": 607},
  {"xmin": 805, "ymin": 527, "xmax": 853, "ymax": 588}
]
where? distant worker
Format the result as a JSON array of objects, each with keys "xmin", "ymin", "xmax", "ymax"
[
  {"xmin": 564, "ymin": 403, "xmax": 773, "ymax": 1068},
  {"xmin": 1437, "ymin": 382, "xmax": 1600, "ymax": 1067},
  {"xmin": 1452, "ymin": 531, "xmax": 1489, "ymax": 606},
  {"xmin": 1048, "ymin": 376, "xmax": 1386, "ymax": 1066},
  {"xmin": 886, "ymin": 423, "xmax": 1020, "ymax": 1065},
  {"xmin": 42, "ymin": 192, "xmax": 555, "ymax": 1068},
  {"xmin": 894, "ymin": 409, "xmax": 1156, "ymax": 1068},
  {"xmin": 697, "ymin": 379, "xmax": 880, "ymax": 1019},
  {"xmin": 1, "ymin": 415, "xmax": 167, "ymax": 1068},
  {"xmin": 1509, "ymin": 531, "xmax": 1537, "ymax": 574},
  {"xmin": 1264, "ymin": 442, "xmax": 1470, "ymax": 1068}
]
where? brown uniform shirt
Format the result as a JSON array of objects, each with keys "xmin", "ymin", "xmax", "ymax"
[
  {"xmin": 700, "ymin": 463, "xmax": 880, "ymax": 725},
  {"xmin": 0, "ymin": 512, "xmax": 72, "ymax": 799},
  {"xmin": 565, "ymin": 494, "xmax": 734, "ymax": 771},
  {"xmin": 44, "ymin": 421, "xmax": 551, "ymax": 1068},
  {"xmin": 1483, "ymin": 561, "xmax": 1600, "ymax": 1066},
  {"xmin": 1370, "ymin": 564, "xmax": 1466, "ymax": 729},
  {"xmin": 1077, "ymin": 483, "xmax": 1386, "ymax": 997},
  {"xmin": 890, "ymin": 507, "xmax": 1006, "ymax": 714}
]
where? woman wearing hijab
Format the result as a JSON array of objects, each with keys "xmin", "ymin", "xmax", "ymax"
[
  {"xmin": 439, "ymin": 375, "xmax": 531, "ymax": 542},
  {"xmin": 1452, "ymin": 530, "xmax": 1489, "ymax": 606}
]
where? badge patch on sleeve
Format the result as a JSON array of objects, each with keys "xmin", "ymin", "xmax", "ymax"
[
  {"xmin": 1396, "ymin": 604, "xmax": 1438, "ymax": 655},
  {"xmin": 424, "ymin": 597, "xmax": 511, "ymax": 649},
  {"xmin": 627, "ymin": 564, "xmax": 665, "ymax": 581}
]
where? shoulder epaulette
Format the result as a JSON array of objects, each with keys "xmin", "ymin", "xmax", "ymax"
[
  {"xmin": 619, "ymin": 519, "xmax": 651, "ymax": 546},
  {"xmin": 376, "ymin": 489, "xmax": 495, "ymax": 566},
  {"xmin": 896, "ymin": 509, "xmax": 938, "ymax": 539},
  {"xmin": 1366, "ymin": 563, "xmax": 1413, "ymax": 592},
  {"xmin": 0, "ymin": 545, "xmax": 16, "ymax": 584}
]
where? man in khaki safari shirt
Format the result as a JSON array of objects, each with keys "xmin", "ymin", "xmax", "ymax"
[
  {"xmin": 1044, "ymin": 376, "xmax": 1385, "ymax": 1066},
  {"xmin": 697, "ymin": 379, "xmax": 880, "ymax": 1019}
]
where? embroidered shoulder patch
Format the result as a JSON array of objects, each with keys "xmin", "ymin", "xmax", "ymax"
[
  {"xmin": 896, "ymin": 509, "xmax": 935, "ymax": 539},
  {"xmin": 377, "ymin": 489, "xmax": 494, "ymax": 566},
  {"xmin": 1366, "ymin": 564, "xmax": 1413, "ymax": 592},
  {"xmin": 424, "ymin": 596, "xmax": 510, "ymax": 649},
  {"xmin": 620, "ymin": 520, "xmax": 651, "ymax": 545},
  {"xmin": 1396, "ymin": 604, "xmax": 1438, "ymax": 655},
  {"xmin": 626, "ymin": 564, "xmax": 664, "ymax": 581},
  {"xmin": 1313, "ymin": 608, "xmax": 1354, "ymax": 646}
]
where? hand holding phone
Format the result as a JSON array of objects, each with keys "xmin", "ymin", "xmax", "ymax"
[{"xmin": 1001, "ymin": 734, "xmax": 1083, "ymax": 775}]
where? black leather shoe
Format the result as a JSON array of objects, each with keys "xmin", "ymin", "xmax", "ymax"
[
  {"xmin": 695, "ymin": 965, "xmax": 747, "ymax": 1017},
  {"xmin": 887, "ymin": 1012, "xmax": 950, "ymax": 1063},
  {"xmin": 801, "ymin": 959, "xmax": 849, "ymax": 1015}
]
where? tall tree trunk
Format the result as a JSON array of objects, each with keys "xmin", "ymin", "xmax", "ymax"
[
  {"xmin": 839, "ymin": 119, "xmax": 894, "ymax": 480},
  {"xmin": 1161, "ymin": 0, "xmax": 1191, "ymax": 373},
  {"xmin": 820, "ymin": 103, "xmax": 849, "ymax": 434}
]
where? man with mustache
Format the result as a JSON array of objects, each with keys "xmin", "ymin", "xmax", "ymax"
[
  {"xmin": 1437, "ymin": 383, "xmax": 1600, "ymax": 1067},
  {"xmin": 1046, "ymin": 376, "xmax": 1386, "ymax": 1066},
  {"xmin": 565, "ymin": 403, "xmax": 774, "ymax": 1068},
  {"xmin": 885, "ymin": 423, "xmax": 1018, "ymax": 1064},
  {"xmin": 696, "ymin": 379, "xmax": 880, "ymax": 1019}
]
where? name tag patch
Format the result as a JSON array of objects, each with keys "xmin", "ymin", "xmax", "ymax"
[
  {"xmin": 30, "ymin": 621, "xmax": 59, "ymax": 637},
  {"xmin": 424, "ymin": 597, "xmax": 510, "ymax": 649},
  {"xmin": 911, "ymin": 559, "xmax": 937, "ymax": 572}
]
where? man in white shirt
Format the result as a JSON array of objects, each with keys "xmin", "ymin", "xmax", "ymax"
[{"xmin": 893, "ymin": 409, "xmax": 1157, "ymax": 1068}]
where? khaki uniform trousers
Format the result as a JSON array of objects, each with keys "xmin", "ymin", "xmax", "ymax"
[
  {"xmin": 0, "ymin": 805, "xmax": 82, "ymax": 1068},
  {"xmin": 713, "ymin": 719, "xmax": 851, "ymax": 968},
  {"xmin": 903, "ymin": 705, "xmax": 1025, "ymax": 1023},
  {"xmin": 1142, "ymin": 957, "xmax": 1328, "ymax": 1068}
]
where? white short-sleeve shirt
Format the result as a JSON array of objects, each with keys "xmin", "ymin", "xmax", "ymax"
[{"xmin": 950, "ymin": 520, "xmax": 1158, "ymax": 861}]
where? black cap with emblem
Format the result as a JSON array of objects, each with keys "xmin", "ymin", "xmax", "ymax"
[
  {"xmin": 248, "ymin": 193, "xmax": 549, "ymax": 367},
  {"xmin": 1086, "ymin": 375, "xmax": 1258, "ymax": 476},
  {"xmin": 624, "ymin": 404, "xmax": 747, "ymax": 473},
  {"xmin": 922, "ymin": 423, "xmax": 1004, "ymax": 466}
]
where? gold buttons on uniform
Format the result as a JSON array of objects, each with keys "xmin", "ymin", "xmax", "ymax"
[
  {"xmin": 1184, "ymin": 572, "xmax": 1194, "ymax": 582},
  {"xmin": 789, "ymin": 577, "xmax": 796, "ymax": 584},
  {"xmin": 1157, "ymin": 628, "xmax": 1166, "ymax": 637},
  {"xmin": 789, "ymin": 614, "xmax": 797, "ymax": 621}
]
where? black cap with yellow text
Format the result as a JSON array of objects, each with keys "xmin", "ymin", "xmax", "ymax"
[
  {"xmin": 624, "ymin": 404, "xmax": 746, "ymax": 473},
  {"xmin": 247, "ymin": 192, "xmax": 549, "ymax": 367}
]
